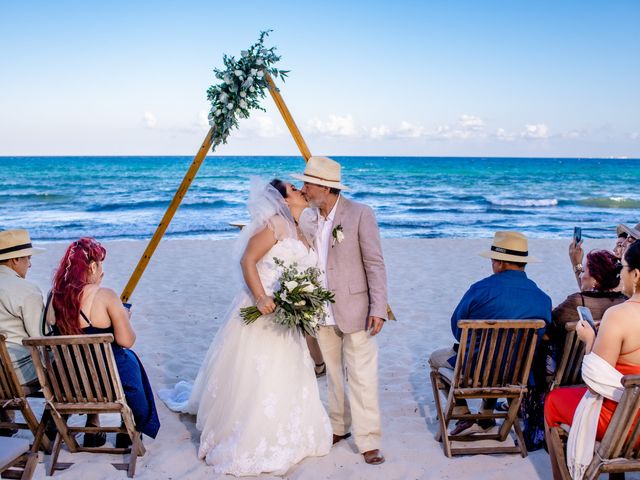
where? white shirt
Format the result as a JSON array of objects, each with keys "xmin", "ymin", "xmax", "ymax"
[{"xmin": 315, "ymin": 196, "xmax": 339, "ymax": 326}]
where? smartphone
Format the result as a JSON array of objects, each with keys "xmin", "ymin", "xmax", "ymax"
[
  {"xmin": 577, "ymin": 306, "xmax": 597, "ymax": 333},
  {"xmin": 573, "ymin": 226, "xmax": 582, "ymax": 244},
  {"xmin": 122, "ymin": 302, "xmax": 132, "ymax": 310}
]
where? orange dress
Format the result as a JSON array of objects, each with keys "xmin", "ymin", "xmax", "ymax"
[{"xmin": 545, "ymin": 362, "xmax": 640, "ymax": 440}]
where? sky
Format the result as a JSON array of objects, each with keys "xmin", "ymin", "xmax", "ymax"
[{"xmin": 1, "ymin": 0, "xmax": 638, "ymax": 157}]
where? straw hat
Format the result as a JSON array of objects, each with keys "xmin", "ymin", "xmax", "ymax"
[
  {"xmin": 291, "ymin": 156, "xmax": 349, "ymax": 191},
  {"xmin": 616, "ymin": 222, "xmax": 640, "ymax": 240},
  {"xmin": 479, "ymin": 231, "xmax": 539, "ymax": 263},
  {"xmin": 0, "ymin": 230, "xmax": 45, "ymax": 261}
]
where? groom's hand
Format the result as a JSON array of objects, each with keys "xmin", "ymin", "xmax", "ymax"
[{"xmin": 366, "ymin": 316, "xmax": 384, "ymax": 336}]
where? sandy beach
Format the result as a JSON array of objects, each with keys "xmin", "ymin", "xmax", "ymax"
[{"xmin": 15, "ymin": 236, "xmax": 621, "ymax": 480}]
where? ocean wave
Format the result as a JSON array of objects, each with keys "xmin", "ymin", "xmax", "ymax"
[
  {"xmin": 486, "ymin": 197, "xmax": 558, "ymax": 207},
  {"xmin": 0, "ymin": 193, "xmax": 70, "ymax": 203},
  {"xmin": 576, "ymin": 197, "xmax": 640, "ymax": 209},
  {"xmin": 87, "ymin": 199, "xmax": 239, "ymax": 212}
]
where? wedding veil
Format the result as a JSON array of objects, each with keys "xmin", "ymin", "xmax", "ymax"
[{"xmin": 232, "ymin": 177, "xmax": 297, "ymax": 269}]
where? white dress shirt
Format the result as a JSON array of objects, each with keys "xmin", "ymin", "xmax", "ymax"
[{"xmin": 315, "ymin": 196, "xmax": 340, "ymax": 326}]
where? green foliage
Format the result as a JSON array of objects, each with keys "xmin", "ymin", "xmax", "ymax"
[
  {"xmin": 206, "ymin": 30, "xmax": 289, "ymax": 148},
  {"xmin": 240, "ymin": 257, "xmax": 335, "ymax": 336}
]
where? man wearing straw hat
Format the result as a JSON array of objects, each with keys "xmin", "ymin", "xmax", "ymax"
[
  {"xmin": 0, "ymin": 229, "xmax": 46, "ymax": 388},
  {"xmin": 295, "ymin": 156, "xmax": 388, "ymax": 465},
  {"xmin": 429, "ymin": 231, "xmax": 552, "ymax": 436}
]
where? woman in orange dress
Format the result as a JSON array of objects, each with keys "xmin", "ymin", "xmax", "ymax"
[{"xmin": 544, "ymin": 240, "xmax": 640, "ymax": 479}]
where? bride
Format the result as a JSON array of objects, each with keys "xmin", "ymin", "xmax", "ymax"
[{"xmin": 160, "ymin": 178, "xmax": 332, "ymax": 476}]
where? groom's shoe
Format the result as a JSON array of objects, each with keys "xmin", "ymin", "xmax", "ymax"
[
  {"xmin": 332, "ymin": 432, "xmax": 351, "ymax": 445},
  {"xmin": 363, "ymin": 449, "xmax": 385, "ymax": 465}
]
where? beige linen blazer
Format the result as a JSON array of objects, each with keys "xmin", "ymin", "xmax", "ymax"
[
  {"xmin": 322, "ymin": 197, "xmax": 388, "ymax": 333},
  {"xmin": 0, "ymin": 265, "xmax": 45, "ymax": 360}
]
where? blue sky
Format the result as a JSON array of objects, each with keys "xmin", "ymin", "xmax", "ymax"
[{"xmin": 1, "ymin": 0, "xmax": 638, "ymax": 157}]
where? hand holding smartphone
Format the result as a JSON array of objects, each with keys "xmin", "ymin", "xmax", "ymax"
[{"xmin": 577, "ymin": 306, "xmax": 597, "ymax": 334}]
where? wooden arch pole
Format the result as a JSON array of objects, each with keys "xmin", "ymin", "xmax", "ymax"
[
  {"xmin": 265, "ymin": 74, "xmax": 396, "ymax": 320},
  {"xmin": 120, "ymin": 128, "xmax": 215, "ymax": 303},
  {"xmin": 265, "ymin": 74, "xmax": 311, "ymax": 162}
]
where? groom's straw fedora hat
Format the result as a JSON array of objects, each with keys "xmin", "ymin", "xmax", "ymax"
[
  {"xmin": 0, "ymin": 229, "xmax": 45, "ymax": 261},
  {"xmin": 479, "ymin": 231, "xmax": 539, "ymax": 263},
  {"xmin": 291, "ymin": 156, "xmax": 349, "ymax": 191}
]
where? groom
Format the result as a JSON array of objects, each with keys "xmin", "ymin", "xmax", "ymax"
[{"xmin": 294, "ymin": 156, "xmax": 388, "ymax": 465}]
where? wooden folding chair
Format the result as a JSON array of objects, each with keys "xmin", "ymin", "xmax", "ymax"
[
  {"xmin": 546, "ymin": 374, "xmax": 640, "ymax": 480},
  {"xmin": 23, "ymin": 334, "xmax": 145, "ymax": 478},
  {"xmin": 549, "ymin": 320, "xmax": 600, "ymax": 391},
  {"xmin": 0, "ymin": 334, "xmax": 51, "ymax": 453},
  {"xmin": 0, "ymin": 437, "xmax": 38, "ymax": 480},
  {"xmin": 430, "ymin": 319, "xmax": 546, "ymax": 457}
]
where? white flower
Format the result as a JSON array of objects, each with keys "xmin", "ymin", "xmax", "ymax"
[
  {"xmin": 301, "ymin": 284, "xmax": 315, "ymax": 293},
  {"xmin": 260, "ymin": 48, "xmax": 268, "ymax": 55},
  {"xmin": 240, "ymin": 91, "xmax": 246, "ymax": 98},
  {"xmin": 249, "ymin": 86, "xmax": 255, "ymax": 92},
  {"xmin": 256, "ymin": 58, "xmax": 264, "ymax": 65},
  {"xmin": 250, "ymin": 68, "xmax": 257, "ymax": 75},
  {"xmin": 284, "ymin": 280, "xmax": 299, "ymax": 291},
  {"xmin": 336, "ymin": 230, "xmax": 345, "ymax": 243},
  {"xmin": 215, "ymin": 109, "xmax": 222, "ymax": 116},
  {"xmin": 227, "ymin": 103, "xmax": 234, "ymax": 110},
  {"xmin": 219, "ymin": 92, "xmax": 228, "ymax": 103},
  {"xmin": 239, "ymin": 100, "xmax": 248, "ymax": 109},
  {"xmin": 294, "ymin": 300, "xmax": 306, "ymax": 307},
  {"xmin": 234, "ymin": 69, "xmax": 243, "ymax": 77},
  {"xmin": 257, "ymin": 70, "xmax": 264, "ymax": 78}
]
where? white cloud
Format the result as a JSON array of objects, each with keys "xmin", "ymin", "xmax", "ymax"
[
  {"xmin": 370, "ymin": 124, "xmax": 391, "ymax": 139},
  {"xmin": 230, "ymin": 114, "xmax": 285, "ymax": 139},
  {"xmin": 397, "ymin": 121, "xmax": 425, "ymax": 138},
  {"xmin": 307, "ymin": 114, "xmax": 358, "ymax": 137},
  {"xmin": 142, "ymin": 112, "xmax": 157, "ymax": 128},
  {"xmin": 521, "ymin": 123, "xmax": 550, "ymax": 139},
  {"xmin": 495, "ymin": 128, "xmax": 516, "ymax": 141},
  {"xmin": 459, "ymin": 114, "xmax": 484, "ymax": 130},
  {"xmin": 630, "ymin": 132, "xmax": 639, "ymax": 140}
]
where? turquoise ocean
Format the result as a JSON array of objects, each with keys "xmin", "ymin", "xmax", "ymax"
[{"xmin": 1, "ymin": 156, "xmax": 638, "ymax": 241}]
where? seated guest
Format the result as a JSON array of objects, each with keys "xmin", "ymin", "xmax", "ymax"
[
  {"xmin": 549, "ymin": 249, "xmax": 626, "ymax": 357},
  {"xmin": 0, "ymin": 230, "xmax": 45, "ymax": 436},
  {"xmin": 47, "ymin": 238, "xmax": 160, "ymax": 447},
  {"xmin": 429, "ymin": 231, "xmax": 552, "ymax": 437},
  {"xmin": 545, "ymin": 240, "xmax": 640, "ymax": 479},
  {"xmin": 0, "ymin": 230, "xmax": 45, "ymax": 386},
  {"xmin": 569, "ymin": 222, "xmax": 639, "ymax": 289},
  {"xmin": 614, "ymin": 222, "xmax": 640, "ymax": 259}
]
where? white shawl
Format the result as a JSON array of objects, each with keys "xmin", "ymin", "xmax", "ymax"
[{"xmin": 567, "ymin": 353, "xmax": 624, "ymax": 480}]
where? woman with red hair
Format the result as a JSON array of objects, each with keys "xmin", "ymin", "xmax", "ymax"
[{"xmin": 48, "ymin": 237, "xmax": 160, "ymax": 447}]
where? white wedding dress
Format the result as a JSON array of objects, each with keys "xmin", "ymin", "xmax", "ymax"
[{"xmin": 160, "ymin": 237, "xmax": 332, "ymax": 477}]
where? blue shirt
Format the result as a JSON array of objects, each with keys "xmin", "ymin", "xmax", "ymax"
[{"xmin": 449, "ymin": 270, "xmax": 552, "ymax": 366}]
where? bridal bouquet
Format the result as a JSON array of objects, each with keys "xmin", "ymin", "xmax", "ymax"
[{"xmin": 241, "ymin": 258, "xmax": 335, "ymax": 336}]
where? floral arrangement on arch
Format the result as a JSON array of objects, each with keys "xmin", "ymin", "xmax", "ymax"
[{"xmin": 207, "ymin": 30, "xmax": 289, "ymax": 148}]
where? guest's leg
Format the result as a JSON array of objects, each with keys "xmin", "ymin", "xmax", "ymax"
[
  {"xmin": 429, "ymin": 347, "xmax": 469, "ymax": 414},
  {"xmin": 316, "ymin": 326, "xmax": 351, "ymax": 435},
  {"xmin": 343, "ymin": 330, "xmax": 381, "ymax": 453}
]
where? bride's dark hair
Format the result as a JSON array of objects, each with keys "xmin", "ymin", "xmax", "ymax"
[{"xmin": 269, "ymin": 179, "xmax": 288, "ymax": 199}]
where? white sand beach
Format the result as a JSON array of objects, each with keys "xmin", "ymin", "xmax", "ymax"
[{"xmin": 16, "ymin": 237, "xmax": 624, "ymax": 480}]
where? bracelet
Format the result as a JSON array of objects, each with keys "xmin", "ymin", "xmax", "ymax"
[{"xmin": 574, "ymin": 263, "xmax": 584, "ymax": 274}]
